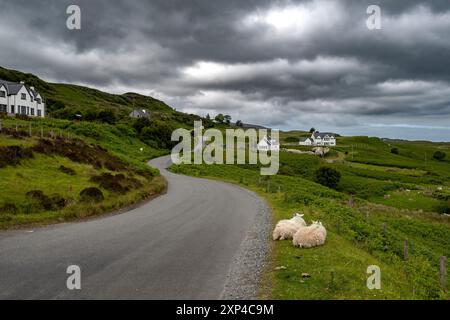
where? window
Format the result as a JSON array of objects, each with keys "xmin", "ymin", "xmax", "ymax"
[
  {"xmin": 37, "ymin": 110, "xmax": 42, "ymax": 117},
  {"xmin": 21, "ymin": 106, "xmax": 26, "ymax": 115},
  {"xmin": 31, "ymin": 108, "xmax": 35, "ymax": 116},
  {"xmin": 21, "ymin": 93, "xmax": 27, "ymax": 100},
  {"xmin": 10, "ymin": 105, "xmax": 15, "ymax": 113},
  {"xmin": 0, "ymin": 104, "xmax": 7, "ymax": 113},
  {"xmin": 0, "ymin": 91, "xmax": 5, "ymax": 98}
]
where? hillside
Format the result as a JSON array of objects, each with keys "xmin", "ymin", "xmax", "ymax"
[
  {"xmin": 171, "ymin": 134, "xmax": 450, "ymax": 300},
  {"xmin": 0, "ymin": 66, "xmax": 206, "ymax": 127},
  {"xmin": 0, "ymin": 128, "xmax": 166, "ymax": 229}
]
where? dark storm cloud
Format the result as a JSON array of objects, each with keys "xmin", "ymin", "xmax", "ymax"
[{"xmin": 0, "ymin": 0, "xmax": 449, "ymax": 140}]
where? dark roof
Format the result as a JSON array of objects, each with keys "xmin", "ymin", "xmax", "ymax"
[
  {"xmin": 130, "ymin": 109, "xmax": 150, "ymax": 117},
  {"xmin": 313, "ymin": 132, "xmax": 336, "ymax": 139},
  {"xmin": 0, "ymin": 79, "xmax": 24, "ymax": 95}
]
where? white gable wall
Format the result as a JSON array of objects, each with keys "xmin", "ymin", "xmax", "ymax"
[{"xmin": 0, "ymin": 85, "xmax": 8, "ymax": 112}]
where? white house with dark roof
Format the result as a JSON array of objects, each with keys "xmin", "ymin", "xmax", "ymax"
[
  {"xmin": 0, "ymin": 79, "xmax": 45, "ymax": 117},
  {"xmin": 258, "ymin": 135, "xmax": 280, "ymax": 151},
  {"xmin": 130, "ymin": 109, "xmax": 150, "ymax": 119},
  {"xmin": 300, "ymin": 131, "xmax": 336, "ymax": 146},
  {"xmin": 299, "ymin": 137, "xmax": 313, "ymax": 146}
]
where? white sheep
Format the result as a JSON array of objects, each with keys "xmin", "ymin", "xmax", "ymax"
[
  {"xmin": 272, "ymin": 213, "xmax": 307, "ymax": 241},
  {"xmin": 292, "ymin": 221, "xmax": 327, "ymax": 248}
]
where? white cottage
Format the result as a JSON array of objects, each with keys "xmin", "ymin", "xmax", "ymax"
[
  {"xmin": 300, "ymin": 131, "xmax": 337, "ymax": 146},
  {"xmin": 0, "ymin": 79, "xmax": 45, "ymax": 117},
  {"xmin": 299, "ymin": 137, "xmax": 313, "ymax": 146},
  {"xmin": 258, "ymin": 136, "xmax": 280, "ymax": 151}
]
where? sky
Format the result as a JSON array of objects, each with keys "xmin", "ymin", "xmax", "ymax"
[{"xmin": 0, "ymin": 0, "xmax": 449, "ymax": 141}]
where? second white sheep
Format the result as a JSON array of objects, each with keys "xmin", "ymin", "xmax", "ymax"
[{"xmin": 272, "ymin": 213, "xmax": 307, "ymax": 241}]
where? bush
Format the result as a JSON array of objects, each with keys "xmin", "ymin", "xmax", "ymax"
[
  {"xmin": 26, "ymin": 190, "xmax": 67, "ymax": 211},
  {"xmin": 434, "ymin": 201, "xmax": 450, "ymax": 215},
  {"xmin": 0, "ymin": 146, "xmax": 34, "ymax": 168},
  {"xmin": 0, "ymin": 203, "xmax": 18, "ymax": 214},
  {"xmin": 80, "ymin": 187, "xmax": 104, "ymax": 202},
  {"xmin": 433, "ymin": 151, "xmax": 446, "ymax": 161},
  {"xmin": 391, "ymin": 148, "xmax": 399, "ymax": 155},
  {"xmin": 59, "ymin": 165, "xmax": 76, "ymax": 176},
  {"xmin": 90, "ymin": 173, "xmax": 142, "ymax": 193},
  {"xmin": 315, "ymin": 167, "xmax": 341, "ymax": 189}
]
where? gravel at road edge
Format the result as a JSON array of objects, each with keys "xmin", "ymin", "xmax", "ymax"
[{"xmin": 220, "ymin": 188, "xmax": 272, "ymax": 300}]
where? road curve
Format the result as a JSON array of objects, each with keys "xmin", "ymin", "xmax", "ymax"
[{"xmin": 0, "ymin": 155, "xmax": 269, "ymax": 300}]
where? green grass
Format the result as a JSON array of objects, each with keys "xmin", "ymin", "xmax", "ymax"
[
  {"xmin": 171, "ymin": 153, "xmax": 450, "ymax": 299},
  {"xmin": 0, "ymin": 131, "xmax": 166, "ymax": 229}
]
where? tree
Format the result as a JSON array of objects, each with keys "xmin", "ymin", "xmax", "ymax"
[
  {"xmin": 97, "ymin": 110, "xmax": 117, "ymax": 124},
  {"xmin": 140, "ymin": 120, "xmax": 175, "ymax": 149},
  {"xmin": 214, "ymin": 113, "xmax": 225, "ymax": 124},
  {"xmin": 391, "ymin": 147, "xmax": 399, "ymax": 155},
  {"xmin": 315, "ymin": 167, "xmax": 341, "ymax": 189},
  {"xmin": 133, "ymin": 117, "xmax": 151, "ymax": 133},
  {"xmin": 309, "ymin": 127, "xmax": 316, "ymax": 133},
  {"xmin": 236, "ymin": 120, "xmax": 243, "ymax": 127},
  {"xmin": 433, "ymin": 151, "xmax": 446, "ymax": 161},
  {"xmin": 224, "ymin": 114, "xmax": 231, "ymax": 125}
]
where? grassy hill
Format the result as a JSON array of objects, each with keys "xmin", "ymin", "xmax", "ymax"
[
  {"xmin": 0, "ymin": 66, "xmax": 206, "ymax": 127},
  {"xmin": 0, "ymin": 126, "xmax": 166, "ymax": 229},
  {"xmin": 171, "ymin": 133, "xmax": 450, "ymax": 300}
]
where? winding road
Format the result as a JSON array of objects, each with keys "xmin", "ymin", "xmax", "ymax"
[{"xmin": 0, "ymin": 156, "xmax": 269, "ymax": 300}]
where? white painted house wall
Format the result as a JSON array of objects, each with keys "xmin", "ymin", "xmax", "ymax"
[
  {"xmin": 0, "ymin": 81, "xmax": 46, "ymax": 117},
  {"xmin": 0, "ymin": 85, "xmax": 8, "ymax": 113}
]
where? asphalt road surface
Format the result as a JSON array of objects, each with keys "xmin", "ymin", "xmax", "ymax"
[{"xmin": 0, "ymin": 155, "xmax": 268, "ymax": 299}]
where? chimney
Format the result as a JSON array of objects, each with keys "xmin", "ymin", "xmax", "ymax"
[
  {"xmin": 30, "ymin": 86, "xmax": 35, "ymax": 91},
  {"xmin": 20, "ymin": 81, "xmax": 25, "ymax": 84}
]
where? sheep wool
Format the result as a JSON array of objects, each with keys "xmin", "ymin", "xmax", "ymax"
[
  {"xmin": 272, "ymin": 213, "xmax": 307, "ymax": 241},
  {"xmin": 293, "ymin": 221, "xmax": 327, "ymax": 248}
]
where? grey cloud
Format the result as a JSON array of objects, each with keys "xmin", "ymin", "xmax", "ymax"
[{"xmin": 0, "ymin": 0, "xmax": 449, "ymax": 140}]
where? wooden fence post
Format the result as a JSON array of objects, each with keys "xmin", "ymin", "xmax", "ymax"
[
  {"xmin": 440, "ymin": 256, "xmax": 447, "ymax": 293},
  {"xmin": 404, "ymin": 240, "xmax": 409, "ymax": 261}
]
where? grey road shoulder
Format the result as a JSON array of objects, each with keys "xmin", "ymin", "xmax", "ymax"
[{"xmin": 220, "ymin": 187, "xmax": 272, "ymax": 300}]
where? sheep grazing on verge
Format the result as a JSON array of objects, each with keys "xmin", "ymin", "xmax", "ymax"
[
  {"xmin": 293, "ymin": 221, "xmax": 327, "ymax": 248},
  {"xmin": 272, "ymin": 213, "xmax": 307, "ymax": 241}
]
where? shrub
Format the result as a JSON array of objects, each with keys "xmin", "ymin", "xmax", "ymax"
[
  {"xmin": 80, "ymin": 187, "xmax": 104, "ymax": 202},
  {"xmin": 26, "ymin": 190, "xmax": 67, "ymax": 210},
  {"xmin": 433, "ymin": 151, "xmax": 446, "ymax": 161},
  {"xmin": 434, "ymin": 201, "xmax": 450, "ymax": 215},
  {"xmin": 59, "ymin": 165, "xmax": 76, "ymax": 176},
  {"xmin": 391, "ymin": 148, "xmax": 399, "ymax": 155},
  {"xmin": 90, "ymin": 172, "xmax": 142, "ymax": 193},
  {"xmin": 315, "ymin": 167, "xmax": 341, "ymax": 189},
  {"xmin": 15, "ymin": 114, "xmax": 30, "ymax": 121},
  {"xmin": 0, "ymin": 146, "xmax": 34, "ymax": 168},
  {"xmin": 0, "ymin": 203, "xmax": 18, "ymax": 214},
  {"xmin": 50, "ymin": 194, "xmax": 67, "ymax": 209}
]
